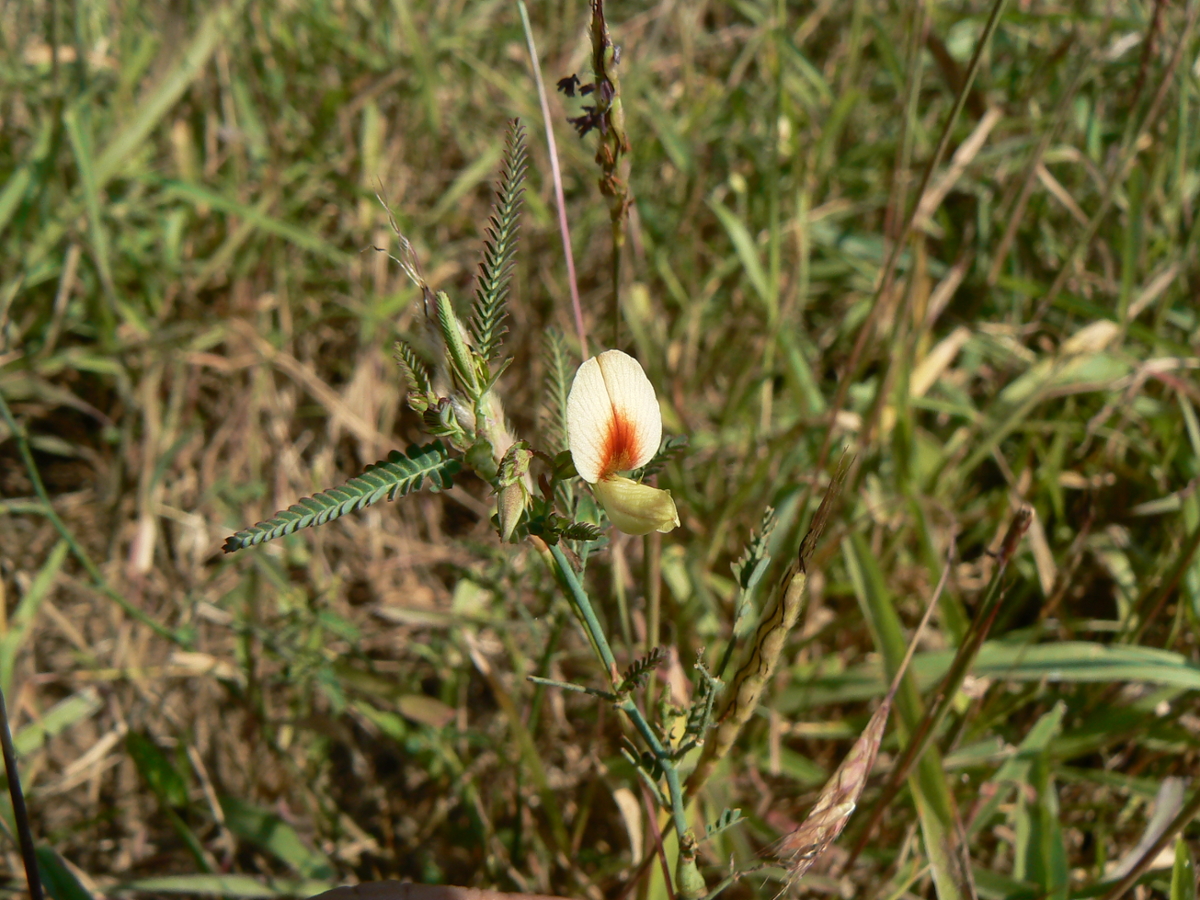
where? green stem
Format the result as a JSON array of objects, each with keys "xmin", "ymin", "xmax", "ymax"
[
  {"xmin": 527, "ymin": 675, "xmax": 616, "ymax": 701},
  {"xmin": 548, "ymin": 542, "xmax": 689, "ymax": 841},
  {"xmin": 549, "ymin": 543, "xmax": 619, "ymax": 680}
]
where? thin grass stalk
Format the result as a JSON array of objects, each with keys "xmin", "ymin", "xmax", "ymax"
[
  {"xmin": 643, "ymin": 531, "xmax": 662, "ymax": 708},
  {"xmin": 515, "ymin": 0, "xmax": 587, "ymax": 359},
  {"xmin": 612, "ymin": 539, "xmax": 634, "ymax": 652},
  {"xmin": 776, "ymin": 543, "xmax": 949, "ymax": 882},
  {"xmin": 844, "ymin": 508, "xmax": 1031, "ymax": 868},
  {"xmin": 1129, "ymin": 518, "xmax": 1200, "ymax": 643},
  {"xmin": 310, "ymin": 884, "xmax": 576, "ymax": 900},
  {"xmin": 758, "ymin": 0, "xmax": 785, "ymax": 435},
  {"xmin": 884, "ymin": 0, "xmax": 928, "ymax": 245},
  {"xmin": 463, "ymin": 634, "xmax": 571, "ymax": 855},
  {"xmin": 844, "ymin": 535, "xmax": 973, "ymax": 900},
  {"xmin": 640, "ymin": 784, "xmax": 674, "ymax": 900},
  {"xmin": 986, "ymin": 57, "xmax": 1091, "ymax": 286}
]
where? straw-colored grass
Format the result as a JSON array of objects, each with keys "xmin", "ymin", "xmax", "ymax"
[{"xmin": 2, "ymin": 0, "xmax": 1199, "ymax": 898}]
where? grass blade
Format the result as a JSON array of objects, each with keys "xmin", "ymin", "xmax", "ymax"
[
  {"xmin": 92, "ymin": 0, "xmax": 249, "ymax": 187},
  {"xmin": 1170, "ymin": 836, "xmax": 1197, "ymax": 900}
]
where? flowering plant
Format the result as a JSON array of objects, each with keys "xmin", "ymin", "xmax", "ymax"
[{"xmin": 222, "ymin": 117, "xmax": 856, "ymax": 900}]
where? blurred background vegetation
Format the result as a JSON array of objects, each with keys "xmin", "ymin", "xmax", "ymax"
[{"xmin": 2, "ymin": 0, "xmax": 1199, "ymax": 898}]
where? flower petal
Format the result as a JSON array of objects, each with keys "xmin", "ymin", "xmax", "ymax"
[
  {"xmin": 567, "ymin": 349, "xmax": 663, "ymax": 484},
  {"xmin": 593, "ymin": 476, "xmax": 680, "ymax": 535}
]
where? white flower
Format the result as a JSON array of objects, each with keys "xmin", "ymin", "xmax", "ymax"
[{"xmin": 566, "ymin": 350, "xmax": 680, "ymax": 535}]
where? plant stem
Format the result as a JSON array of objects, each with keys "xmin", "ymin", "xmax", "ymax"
[
  {"xmin": 643, "ymin": 531, "xmax": 662, "ymax": 709},
  {"xmin": 548, "ymin": 542, "xmax": 689, "ymax": 841},
  {"xmin": 0, "ymin": 686, "xmax": 44, "ymax": 900},
  {"xmin": 549, "ymin": 543, "xmax": 619, "ymax": 681}
]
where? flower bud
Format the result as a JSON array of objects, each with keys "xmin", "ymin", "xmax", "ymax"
[{"xmin": 496, "ymin": 481, "xmax": 529, "ymax": 542}]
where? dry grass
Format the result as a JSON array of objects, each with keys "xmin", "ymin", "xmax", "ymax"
[{"xmin": 2, "ymin": 0, "xmax": 1200, "ymax": 898}]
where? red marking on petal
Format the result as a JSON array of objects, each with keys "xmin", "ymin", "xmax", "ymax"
[{"xmin": 601, "ymin": 409, "xmax": 641, "ymax": 477}]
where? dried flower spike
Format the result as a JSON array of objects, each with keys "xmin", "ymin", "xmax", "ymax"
[
  {"xmin": 566, "ymin": 350, "xmax": 679, "ymax": 535},
  {"xmin": 774, "ymin": 695, "xmax": 890, "ymax": 880}
]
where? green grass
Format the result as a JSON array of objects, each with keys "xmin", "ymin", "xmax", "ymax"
[{"xmin": 2, "ymin": 0, "xmax": 1199, "ymax": 898}]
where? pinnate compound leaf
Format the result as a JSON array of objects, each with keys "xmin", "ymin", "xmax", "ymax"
[
  {"xmin": 470, "ymin": 119, "xmax": 527, "ymax": 361},
  {"xmin": 561, "ymin": 521, "xmax": 603, "ymax": 542},
  {"xmin": 619, "ymin": 647, "xmax": 667, "ymax": 692},
  {"xmin": 223, "ymin": 443, "xmax": 459, "ymax": 553},
  {"xmin": 630, "ymin": 434, "xmax": 688, "ymax": 482},
  {"xmin": 394, "ymin": 340, "xmax": 431, "ymax": 394},
  {"xmin": 732, "ymin": 506, "xmax": 776, "ymax": 592},
  {"xmin": 705, "ymin": 807, "xmax": 744, "ymax": 841},
  {"xmin": 541, "ymin": 326, "xmax": 574, "ymax": 453}
]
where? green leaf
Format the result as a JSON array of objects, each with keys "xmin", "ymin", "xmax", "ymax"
[
  {"xmin": 469, "ymin": 119, "xmax": 527, "ymax": 362},
  {"xmin": 220, "ymin": 796, "xmax": 334, "ymax": 880},
  {"xmin": 223, "ymin": 443, "xmax": 460, "ymax": 552},
  {"xmin": 125, "ymin": 732, "xmax": 190, "ymax": 808},
  {"xmin": 161, "ymin": 179, "xmax": 349, "ymax": 265},
  {"xmin": 14, "ymin": 689, "xmax": 103, "ymax": 756},
  {"xmin": 36, "ymin": 847, "xmax": 95, "ymax": 900},
  {"xmin": 397, "ymin": 694, "xmax": 457, "ymax": 729},
  {"xmin": 1171, "ymin": 835, "xmax": 1197, "ymax": 900},
  {"xmin": 63, "ymin": 106, "xmax": 116, "ymax": 304},
  {"xmin": 708, "ymin": 197, "xmax": 770, "ymax": 310},
  {"xmin": 1013, "ymin": 755, "xmax": 1068, "ymax": 900},
  {"xmin": 967, "ymin": 702, "xmax": 1066, "ymax": 840},
  {"xmin": 0, "ymin": 540, "xmax": 67, "ymax": 698},
  {"xmin": 970, "ymin": 866, "xmax": 1040, "ymax": 900},
  {"xmin": 782, "ymin": 642, "xmax": 1200, "ymax": 710},
  {"xmin": 92, "ymin": 1, "xmax": 249, "ymax": 187}
]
